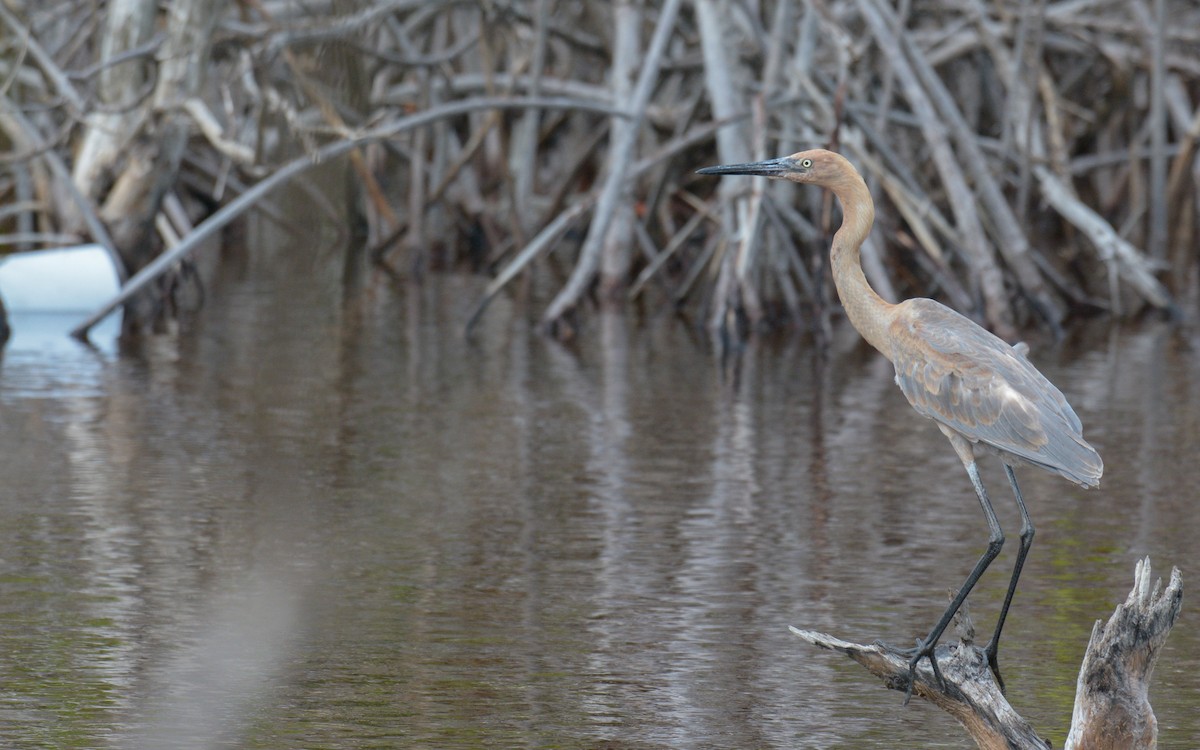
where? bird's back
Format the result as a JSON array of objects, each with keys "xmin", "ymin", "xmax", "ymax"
[{"xmin": 888, "ymin": 299, "xmax": 1102, "ymax": 487}]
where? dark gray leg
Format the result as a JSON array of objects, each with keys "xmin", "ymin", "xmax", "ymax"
[
  {"xmin": 983, "ymin": 464, "xmax": 1034, "ymax": 691},
  {"xmin": 900, "ymin": 461, "xmax": 1005, "ymax": 703}
]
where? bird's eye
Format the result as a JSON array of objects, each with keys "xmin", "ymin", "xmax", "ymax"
[{"xmin": 800, "ymin": 159, "xmax": 813, "ymax": 169}]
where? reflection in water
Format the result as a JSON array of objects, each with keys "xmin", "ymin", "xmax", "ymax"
[{"xmin": 0, "ymin": 240, "xmax": 1196, "ymax": 748}]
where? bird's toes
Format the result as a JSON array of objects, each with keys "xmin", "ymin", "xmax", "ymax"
[{"xmin": 876, "ymin": 638, "xmax": 948, "ymax": 700}]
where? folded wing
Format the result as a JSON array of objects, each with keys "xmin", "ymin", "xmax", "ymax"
[{"xmin": 890, "ymin": 299, "xmax": 1102, "ymax": 487}]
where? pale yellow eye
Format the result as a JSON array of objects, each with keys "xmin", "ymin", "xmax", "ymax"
[{"xmin": 801, "ymin": 159, "xmax": 813, "ymax": 168}]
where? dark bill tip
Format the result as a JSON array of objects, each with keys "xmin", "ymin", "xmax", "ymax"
[{"xmin": 696, "ymin": 157, "xmax": 794, "ymax": 177}]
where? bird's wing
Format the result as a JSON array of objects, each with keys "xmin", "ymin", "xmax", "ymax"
[{"xmin": 889, "ymin": 299, "xmax": 1101, "ymax": 486}]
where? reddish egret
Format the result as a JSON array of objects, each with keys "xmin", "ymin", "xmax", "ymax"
[{"xmin": 697, "ymin": 149, "xmax": 1102, "ymax": 698}]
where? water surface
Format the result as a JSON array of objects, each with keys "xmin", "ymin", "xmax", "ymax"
[{"xmin": 0, "ymin": 235, "xmax": 1195, "ymax": 748}]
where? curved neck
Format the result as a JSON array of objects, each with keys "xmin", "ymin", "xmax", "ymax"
[{"xmin": 827, "ymin": 174, "xmax": 895, "ymax": 359}]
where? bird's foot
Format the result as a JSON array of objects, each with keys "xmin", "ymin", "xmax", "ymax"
[
  {"xmin": 982, "ymin": 639, "xmax": 1006, "ymax": 694},
  {"xmin": 876, "ymin": 637, "xmax": 946, "ymax": 704}
]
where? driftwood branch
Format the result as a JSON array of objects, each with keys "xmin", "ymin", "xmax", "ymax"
[
  {"xmin": 790, "ymin": 625, "xmax": 1047, "ymax": 750},
  {"xmin": 791, "ymin": 558, "xmax": 1182, "ymax": 750}
]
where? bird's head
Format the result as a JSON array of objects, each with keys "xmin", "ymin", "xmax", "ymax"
[{"xmin": 696, "ymin": 148, "xmax": 857, "ymax": 189}]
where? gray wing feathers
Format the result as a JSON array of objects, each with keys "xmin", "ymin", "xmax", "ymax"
[{"xmin": 891, "ymin": 300, "xmax": 1102, "ymax": 487}]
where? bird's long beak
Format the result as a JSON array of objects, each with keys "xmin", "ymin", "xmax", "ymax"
[{"xmin": 696, "ymin": 156, "xmax": 795, "ymax": 177}]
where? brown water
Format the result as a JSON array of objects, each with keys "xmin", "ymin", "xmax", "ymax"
[{"xmin": 0, "ymin": 230, "xmax": 1196, "ymax": 748}]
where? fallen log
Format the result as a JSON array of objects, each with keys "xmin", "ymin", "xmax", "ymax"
[{"xmin": 791, "ymin": 557, "xmax": 1182, "ymax": 749}]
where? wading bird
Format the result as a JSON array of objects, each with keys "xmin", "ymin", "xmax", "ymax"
[{"xmin": 697, "ymin": 149, "xmax": 1102, "ymax": 698}]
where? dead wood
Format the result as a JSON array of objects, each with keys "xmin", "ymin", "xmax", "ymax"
[
  {"xmin": 791, "ymin": 558, "xmax": 1182, "ymax": 750},
  {"xmin": 857, "ymin": 0, "xmax": 1015, "ymax": 338},
  {"xmin": 1064, "ymin": 558, "xmax": 1182, "ymax": 750},
  {"xmin": 539, "ymin": 0, "xmax": 684, "ymax": 336},
  {"xmin": 2, "ymin": 0, "xmax": 1198, "ymax": 342}
]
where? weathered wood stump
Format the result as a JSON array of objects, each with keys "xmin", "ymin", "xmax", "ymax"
[{"xmin": 791, "ymin": 558, "xmax": 1182, "ymax": 749}]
